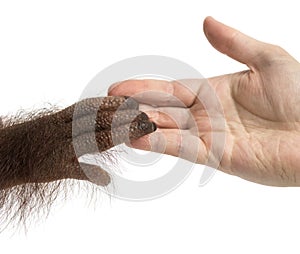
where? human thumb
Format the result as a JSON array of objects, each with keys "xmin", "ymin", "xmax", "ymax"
[{"xmin": 203, "ymin": 17, "xmax": 271, "ymax": 68}]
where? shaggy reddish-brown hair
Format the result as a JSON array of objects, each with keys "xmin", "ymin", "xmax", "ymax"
[{"xmin": 0, "ymin": 96, "xmax": 156, "ymax": 232}]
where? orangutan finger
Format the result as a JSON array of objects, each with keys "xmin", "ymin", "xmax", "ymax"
[
  {"xmin": 77, "ymin": 162, "xmax": 111, "ymax": 186},
  {"xmin": 58, "ymin": 96, "xmax": 139, "ymax": 122},
  {"xmin": 71, "ymin": 110, "xmax": 150, "ymax": 137},
  {"xmin": 72, "ymin": 119, "xmax": 156, "ymax": 157}
]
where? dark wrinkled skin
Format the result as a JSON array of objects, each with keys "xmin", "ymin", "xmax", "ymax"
[
  {"xmin": 0, "ymin": 96, "xmax": 156, "ymax": 231},
  {"xmin": 0, "ymin": 96, "xmax": 156, "ymax": 189}
]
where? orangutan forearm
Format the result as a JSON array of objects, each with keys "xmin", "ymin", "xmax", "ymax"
[
  {"xmin": 0, "ymin": 96, "xmax": 156, "ymax": 230},
  {"xmin": 0, "ymin": 96, "xmax": 156, "ymax": 189}
]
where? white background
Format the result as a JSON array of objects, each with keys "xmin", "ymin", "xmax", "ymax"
[{"xmin": 1, "ymin": 0, "xmax": 300, "ymax": 253}]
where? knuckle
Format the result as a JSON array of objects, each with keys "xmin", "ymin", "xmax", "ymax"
[
  {"xmin": 255, "ymin": 43, "xmax": 288, "ymax": 67},
  {"xmin": 263, "ymin": 43, "xmax": 286, "ymax": 57},
  {"xmin": 271, "ymin": 44, "xmax": 285, "ymax": 53}
]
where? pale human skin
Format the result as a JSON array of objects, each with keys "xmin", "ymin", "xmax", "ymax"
[{"xmin": 109, "ymin": 17, "xmax": 300, "ymax": 187}]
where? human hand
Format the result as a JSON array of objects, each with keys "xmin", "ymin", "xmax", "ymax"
[{"xmin": 108, "ymin": 17, "xmax": 300, "ymax": 186}]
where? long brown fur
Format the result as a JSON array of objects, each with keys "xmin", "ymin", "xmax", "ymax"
[{"xmin": 0, "ymin": 96, "xmax": 156, "ymax": 232}]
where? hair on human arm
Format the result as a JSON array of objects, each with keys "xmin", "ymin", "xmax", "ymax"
[{"xmin": 0, "ymin": 96, "xmax": 156, "ymax": 231}]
